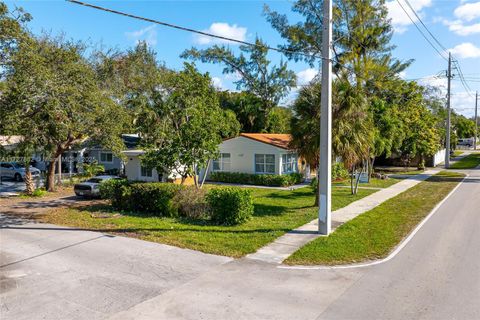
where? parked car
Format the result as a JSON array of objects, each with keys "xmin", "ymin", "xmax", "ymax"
[
  {"xmin": 74, "ymin": 175, "xmax": 120, "ymax": 198},
  {"xmin": 0, "ymin": 162, "xmax": 41, "ymax": 182},
  {"xmin": 457, "ymin": 138, "xmax": 473, "ymax": 148}
]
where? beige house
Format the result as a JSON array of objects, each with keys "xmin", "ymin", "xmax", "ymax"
[{"xmin": 206, "ymin": 133, "xmax": 313, "ymax": 178}]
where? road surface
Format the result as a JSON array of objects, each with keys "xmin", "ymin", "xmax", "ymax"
[{"xmin": 1, "ymin": 167, "xmax": 479, "ymax": 319}]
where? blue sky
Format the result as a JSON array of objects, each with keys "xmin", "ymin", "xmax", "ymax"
[{"xmin": 4, "ymin": 0, "xmax": 480, "ymax": 117}]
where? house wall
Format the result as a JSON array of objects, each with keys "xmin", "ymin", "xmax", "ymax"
[
  {"xmin": 87, "ymin": 149, "xmax": 123, "ymax": 172},
  {"xmin": 124, "ymin": 154, "xmax": 194, "ymax": 185},
  {"xmin": 206, "ymin": 136, "xmax": 300, "ymax": 177},
  {"xmin": 124, "ymin": 155, "xmax": 160, "ymax": 182}
]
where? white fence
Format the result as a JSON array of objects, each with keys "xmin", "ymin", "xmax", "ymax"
[{"xmin": 431, "ymin": 149, "xmax": 446, "ymax": 167}]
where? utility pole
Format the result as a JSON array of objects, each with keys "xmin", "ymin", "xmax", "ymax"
[
  {"xmin": 445, "ymin": 52, "xmax": 452, "ymax": 168},
  {"xmin": 318, "ymin": 0, "xmax": 332, "ymax": 235},
  {"xmin": 475, "ymin": 91, "xmax": 478, "ymax": 151}
]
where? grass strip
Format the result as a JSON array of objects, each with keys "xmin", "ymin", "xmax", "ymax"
[
  {"xmin": 285, "ymin": 171, "xmax": 465, "ymax": 265},
  {"xmin": 39, "ymin": 186, "xmax": 377, "ymax": 258},
  {"xmin": 449, "ymin": 153, "xmax": 480, "ymax": 169}
]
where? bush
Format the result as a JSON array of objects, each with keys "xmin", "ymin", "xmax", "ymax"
[
  {"xmin": 209, "ymin": 172, "xmax": 304, "ymax": 187},
  {"xmin": 99, "ymin": 178, "xmax": 129, "ymax": 201},
  {"xmin": 173, "ymin": 186, "xmax": 209, "ymax": 219},
  {"xmin": 332, "ymin": 162, "xmax": 349, "ymax": 180},
  {"xmin": 126, "ymin": 183, "xmax": 184, "ymax": 216},
  {"xmin": 206, "ymin": 187, "xmax": 254, "ymax": 225}
]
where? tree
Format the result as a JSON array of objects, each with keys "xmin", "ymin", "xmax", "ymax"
[
  {"xmin": 397, "ymin": 82, "xmax": 440, "ymax": 167},
  {"xmin": 181, "ymin": 38, "xmax": 296, "ymax": 130},
  {"xmin": 290, "ymin": 74, "xmax": 372, "ymax": 200},
  {"xmin": 0, "ymin": 34, "xmax": 126, "ymax": 191},
  {"xmin": 454, "ymin": 115, "xmax": 476, "ymax": 139},
  {"xmin": 266, "ymin": 0, "xmax": 410, "ymax": 186},
  {"xmin": 91, "ymin": 42, "xmax": 165, "ymax": 131},
  {"xmin": 139, "ymin": 63, "xmax": 235, "ymax": 188}
]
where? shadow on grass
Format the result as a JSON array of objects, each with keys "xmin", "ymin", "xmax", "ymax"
[{"xmin": 3, "ymin": 224, "xmax": 292, "ymax": 234}]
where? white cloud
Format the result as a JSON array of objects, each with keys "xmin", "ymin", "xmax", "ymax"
[
  {"xmin": 442, "ymin": 19, "xmax": 480, "ymax": 36},
  {"xmin": 449, "ymin": 42, "xmax": 480, "ymax": 58},
  {"xmin": 296, "ymin": 68, "xmax": 318, "ymax": 86},
  {"xmin": 125, "ymin": 25, "xmax": 157, "ymax": 46},
  {"xmin": 211, "ymin": 77, "xmax": 223, "ymax": 89},
  {"xmin": 454, "ymin": 2, "xmax": 480, "ymax": 22},
  {"xmin": 195, "ymin": 22, "xmax": 247, "ymax": 45},
  {"xmin": 386, "ymin": 0, "xmax": 432, "ymax": 34},
  {"xmin": 399, "ymin": 71, "xmax": 407, "ymax": 79}
]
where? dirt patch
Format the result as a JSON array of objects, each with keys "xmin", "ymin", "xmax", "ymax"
[{"xmin": 0, "ymin": 187, "xmax": 106, "ymax": 220}]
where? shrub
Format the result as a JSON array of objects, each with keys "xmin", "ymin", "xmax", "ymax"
[
  {"xmin": 126, "ymin": 183, "xmax": 184, "ymax": 216},
  {"xmin": 332, "ymin": 162, "xmax": 349, "ymax": 180},
  {"xmin": 209, "ymin": 172, "xmax": 304, "ymax": 187},
  {"xmin": 99, "ymin": 178, "xmax": 129, "ymax": 201},
  {"xmin": 173, "ymin": 186, "xmax": 209, "ymax": 219},
  {"xmin": 206, "ymin": 187, "xmax": 253, "ymax": 225}
]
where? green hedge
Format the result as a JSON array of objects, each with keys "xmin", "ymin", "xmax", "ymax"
[
  {"xmin": 102, "ymin": 181, "xmax": 254, "ymax": 225},
  {"xmin": 209, "ymin": 172, "xmax": 304, "ymax": 187},
  {"xmin": 206, "ymin": 187, "xmax": 254, "ymax": 225}
]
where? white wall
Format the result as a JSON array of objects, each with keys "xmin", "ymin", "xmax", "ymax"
[
  {"xmin": 206, "ymin": 136, "xmax": 297, "ymax": 176},
  {"xmin": 124, "ymin": 155, "xmax": 160, "ymax": 182}
]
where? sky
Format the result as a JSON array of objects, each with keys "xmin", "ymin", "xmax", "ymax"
[{"xmin": 4, "ymin": 0, "xmax": 480, "ymax": 117}]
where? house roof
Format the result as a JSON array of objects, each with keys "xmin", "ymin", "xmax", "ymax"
[{"xmin": 240, "ymin": 133, "xmax": 292, "ymax": 150}]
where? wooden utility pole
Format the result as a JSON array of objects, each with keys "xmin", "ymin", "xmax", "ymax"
[
  {"xmin": 445, "ymin": 53, "xmax": 452, "ymax": 168},
  {"xmin": 318, "ymin": 0, "xmax": 332, "ymax": 235}
]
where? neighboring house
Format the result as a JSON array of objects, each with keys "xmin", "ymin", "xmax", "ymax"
[
  {"xmin": 206, "ymin": 133, "xmax": 314, "ymax": 178},
  {"xmin": 61, "ymin": 134, "xmax": 141, "ymax": 175},
  {"xmin": 123, "ymin": 149, "xmax": 194, "ymax": 184},
  {"xmin": 0, "ymin": 135, "xmax": 23, "ymax": 151}
]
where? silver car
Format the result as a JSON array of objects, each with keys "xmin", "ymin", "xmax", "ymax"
[
  {"xmin": 74, "ymin": 175, "xmax": 121, "ymax": 198},
  {"xmin": 0, "ymin": 162, "xmax": 41, "ymax": 182}
]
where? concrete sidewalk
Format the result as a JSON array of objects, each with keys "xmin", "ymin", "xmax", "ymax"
[{"xmin": 246, "ymin": 169, "xmax": 441, "ymax": 264}]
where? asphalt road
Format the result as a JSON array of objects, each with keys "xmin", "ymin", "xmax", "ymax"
[{"xmin": 1, "ymin": 167, "xmax": 479, "ymax": 320}]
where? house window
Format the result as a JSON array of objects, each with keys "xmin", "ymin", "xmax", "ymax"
[
  {"xmin": 282, "ymin": 154, "xmax": 297, "ymax": 174},
  {"xmin": 255, "ymin": 154, "xmax": 275, "ymax": 174},
  {"xmin": 100, "ymin": 152, "xmax": 113, "ymax": 163},
  {"xmin": 140, "ymin": 166, "xmax": 152, "ymax": 177},
  {"xmin": 212, "ymin": 153, "xmax": 231, "ymax": 171}
]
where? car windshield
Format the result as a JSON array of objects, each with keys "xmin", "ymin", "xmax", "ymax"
[
  {"xmin": 86, "ymin": 178, "xmax": 103, "ymax": 183},
  {"xmin": 13, "ymin": 163, "xmax": 25, "ymax": 169}
]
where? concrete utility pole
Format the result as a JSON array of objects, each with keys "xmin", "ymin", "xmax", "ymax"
[
  {"xmin": 445, "ymin": 52, "xmax": 452, "ymax": 168},
  {"xmin": 318, "ymin": 0, "xmax": 332, "ymax": 235},
  {"xmin": 475, "ymin": 91, "xmax": 478, "ymax": 151}
]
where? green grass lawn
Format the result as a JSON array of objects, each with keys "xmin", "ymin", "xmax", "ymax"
[
  {"xmin": 285, "ymin": 171, "xmax": 465, "ymax": 265},
  {"xmin": 333, "ymin": 177, "xmax": 400, "ymax": 189},
  {"xmin": 452, "ymin": 150, "xmax": 464, "ymax": 157},
  {"xmin": 449, "ymin": 153, "xmax": 480, "ymax": 169},
  {"xmin": 41, "ymin": 186, "xmax": 377, "ymax": 258}
]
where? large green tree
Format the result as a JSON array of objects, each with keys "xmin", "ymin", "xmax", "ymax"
[
  {"xmin": 0, "ymin": 34, "xmax": 126, "ymax": 191},
  {"xmin": 181, "ymin": 38, "xmax": 296, "ymax": 131},
  {"xmin": 139, "ymin": 63, "xmax": 237, "ymax": 188}
]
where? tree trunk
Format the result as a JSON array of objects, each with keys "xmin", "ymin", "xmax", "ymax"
[
  {"xmin": 24, "ymin": 163, "xmax": 34, "ymax": 195},
  {"xmin": 47, "ymin": 159, "xmax": 56, "ymax": 192},
  {"xmin": 350, "ymin": 164, "xmax": 355, "ymax": 195},
  {"xmin": 199, "ymin": 160, "xmax": 211, "ymax": 189},
  {"xmin": 193, "ymin": 163, "xmax": 199, "ymax": 189}
]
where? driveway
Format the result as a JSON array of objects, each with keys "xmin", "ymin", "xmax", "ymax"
[{"xmin": 1, "ymin": 167, "xmax": 479, "ymax": 320}]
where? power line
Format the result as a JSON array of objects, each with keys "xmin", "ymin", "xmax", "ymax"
[
  {"xmin": 395, "ymin": 0, "xmax": 448, "ymax": 61},
  {"xmin": 403, "ymin": 0, "xmax": 448, "ymax": 52},
  {"xmin": 67, "ymin": 0, "xmax": 328, "ymax": 62}
]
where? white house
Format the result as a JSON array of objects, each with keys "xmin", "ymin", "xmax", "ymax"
[
  {"xmin": 206, "ymin": 133, "xmax": 313, "ymax": 178},
  {"xmin": 123, "ymin": 149, "xmax": 192, "ymax": 184}
]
